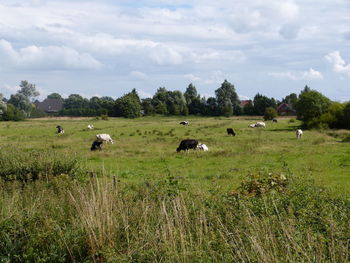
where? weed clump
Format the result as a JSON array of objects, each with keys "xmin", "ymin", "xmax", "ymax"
[{"xmin": 0, "ymin": 149, "xmax": 82, "ymax": 181}]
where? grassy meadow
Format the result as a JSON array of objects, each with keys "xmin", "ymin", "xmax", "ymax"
[
  {"xmin": 0, "ymin": 116, "xmax": 349, "ymax": 194},
  {"xmin": 0, "ymin": 116, "xmax": 350, "ymax": 262}
]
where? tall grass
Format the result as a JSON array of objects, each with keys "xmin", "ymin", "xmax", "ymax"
[
  {"xmin": 0, "ymin": 170, "xmax": 349, "ymax": 262},
  {"xmin": 0, "ymin": 148, "xmax": 82, "ymax": 181}
]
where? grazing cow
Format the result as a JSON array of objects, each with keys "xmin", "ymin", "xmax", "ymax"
[
  {"xmin": 96, "ymin": 133, "xmax": 114, "ymax": 144},
  {"xmin": 197, "ymin": 143, "xmax": 209, "ymax": 151},
  {"xmin": 255, "ymin": 122, "xmax": 266, "ymax": 128},
  {"xmin": 179, "ymin": 121, "xmax": 189, "ymax": 125},
  {"xmin": 227, "ymin": 128, "xmax": 236, "ymax": 136},
  {"xmin": 176, "ymin": 139, "xmax": 198, "ymax": 152},
  {"xmin": 91, "ymin": 140, "xmax": 103, "ymax": 151},
  {"xmin": 272, "ymin": 118, "xmax": 278, "ymax": 123},
  {"xmin": 87, "ymin": 124, "xmax": 94, "ymax": 129},
  {"xmin": 296, "ymin": 129, "xmax": 303, "ymax": 139},
  {"xmin": 56, "ymin": 125, "xmax": 64, "ymax": 134},
  {"xmin": 248, "ymin": 124, "xmax": 256, "ymax": 128}
]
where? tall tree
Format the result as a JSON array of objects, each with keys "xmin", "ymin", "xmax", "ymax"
[
  {"xmin": 215, "ymin": 80, "xmax": 239, "ymax": 116},
  {"xmin": 253, "ymin": 93, "xmax": 277, "ymax": 115},
  {"xmin": 114, "ymin": 89, "xmax": 141, "ymax": 118},
  {"xmin": 184, "ymin": 83, "xmax": 202, "ymax": 115},
  {"xmin": 295, "ymin": 90, "xmax": 331, "ymax": 124},
  {"xmin": 0, "ymin": 93, "xmax": 6, "ymax": 116},
  {"xmin": 282, "ymin": 93, "xmax": 298, "ymax": 109},
  {"xmin": 47, "ymin": 93, "xmax": 63, "ymax": 101},
  {"xmin": 18, "ymin": 80, "xmax": 39, "ymax": 101}
]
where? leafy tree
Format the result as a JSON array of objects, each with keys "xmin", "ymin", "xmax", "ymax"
[
  {"xmin": 215, "ymin": 80, "xmax": 239, "ymax": 116},
  {"xmin": 342, "ymin": 102, "xmax": 350, "ymax": 129},
  {"xmin": 0, "ymin": 93, "xmax": 6, "ymax": 117},
  {"xmin": 114, "ymin": 89, "xmax": 141, "ymax": 118},
  {"xmin": 8, "ymin": 93, "xmax": 31, "ymax": 114},
  {"xmin": 205, "ymin": 97, "xmax": 219, "ymax": 116},
  {"xmin": 295, "ymin": 90, "xmax": 331, "ymax": 126},
  {"xmin": 100, "ymin": 96, "xmax": 115, "ymax": 116},
  {"xmin": 282, "ymin": 93, "xmax": 298, "ymax": 109},
  {"xmin": 264, "ymin": 107, "xmax": 277, "ymax": 120},
  {"xmin": 242, "ymin": 100, "xmax": 255, "ymax": 115},
  {"xmin": 253, "ymin": 93, "xmax": 277, "ymax": 115},
  {"xmin": 152, "ymin": 87, "xmax": 168, "ymax": 115},
  {"xmin": 18, "ymin": 80, "xmax": 39, "ymax": 101},
  {"xmin": 47, "ymin": 93, "xmax": 63, "ymax": 101},
  {"xmin": 184, "ymin": 83, "xmax": 202, "ymax": 115},
  {"xmin": 300, "ymin": 85, "xmax": 311, "ymax": 95},
  {"xmin": 141, "ymin": 98, "xmax": 155, "ymax": 115},
  {"xmin": 63, "ymin": 94, "xmax": 89, "ymax": 109},
  {"xmin": 166, "ymin": 90, "xmax": 188, "ymax": 116},
  {"xmin": 1, "ymin": 104, "xmax": 25, "ymax": 121}
]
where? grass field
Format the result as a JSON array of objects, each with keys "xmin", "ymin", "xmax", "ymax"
[
  {"xmin": 0, "ymin": 116, "xmax": 350, "ymax": 262},
  {"xmin": 0, "ymin": 116, "xmax": 349, "ymax": 194}
]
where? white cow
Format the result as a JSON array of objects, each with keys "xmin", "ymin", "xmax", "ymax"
[
  {"xmin": 296, "ymin": 129, "xmax": 303, "ymax": 139},
  {"xmin": 87, "ymin": 124, "xmax": 94, "ymax": 130},
  {"xmin": 96, "ymin": 133, "xmax": 114, "ymax": 144},
  {"xmin": 248, "ymin": 124, "xmax": 256, "ymax": 128},
  {"xmin": 255, "ymin": 122, "xmax": 266, "ymax": 128},
  {"xmin": 197, "ymin": 143, "xmax": 209, "ymax": 151}
]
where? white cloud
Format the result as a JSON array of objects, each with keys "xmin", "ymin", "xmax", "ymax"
[
  {"xmin": 2, "ymin": 84, "xmax": 19, "ymax": 93},
  {"xmin": 130, "ymin": 71, "xmax": 148, "ymax": 80},
  {"xmin": 325, "ymin": 51, "xmax": 350, "ymax": 77},
  {"xmin": 238, "ymin": 94, "xmax": 252, "ymax": 100},
  {"xmin": 184, "ymin": 74, "xmax": 201, "ymax": 82},
  {"xmin": 269, "ymin": 68, "xmax": 323, "ymax": 80},
  {"xmin": 302, "ymin": 68, "xmax": 323, "ymax": 80},
  {"xmin": 0, "ymin": 39, "xmax": 102, "ymax": 70},
  {"xmin": 137, "ymin": 89, "xmax": 153, "ymax": 98}
]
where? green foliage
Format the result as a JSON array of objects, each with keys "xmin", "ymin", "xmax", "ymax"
[
  {"xmin": 295, "ymin": 90, "xmax": 331, "ymax": 126},
  {"xmin": 253, "ymin": 93, "xmax": 277, "ymax": 115},
  {"xmin": 8, "ymin": 93, "xmax": 32, "ymax": 115},
  {"xmin": 141, "ymin": 98, "xmax": 155, "ymax": 115},
  {"xmin": 264, "ymin": 107, "xmax": 277, "ymax": 120},
  {"xmin": 29, "ymin": 106, "xmax": 47, "ymax": 118},
  {"xmin": 235, "ymin": 172, "xmax": 288, "ymax": 196},
  {"xmin": 242, "ymin": 100, "xmax": 255, "ymax": 115},
  {"xmin": 0, "ymin": 149, "xmax": 82, "ymax": 181},
  {"xmin": 0, "ymin": 172, "xmax": 349, "ymax": 262},
  {"xmin": 114, "ymin": 89, "xmax": 141, "ymax": 118},
  {"xmin": 47, "ymin": 92, "xmax": 63, "ymax": 101},
  {"xmin": 215, "ymin": 80, "xmax": 239, "ymax": 116},
  {"xmin": 101, "ymin": 114, "xmax": 108, "ymax": 120},
  {"xmin": 18, "ymin": 80, "xmax": 40, "ymax": 99},
  {"xmin": 0, "ymin": 104, "xmax": 25, "ymax": 121},
  {"xmin": 282, "ymin": 92, "xmax": 298, "ymax": 109}
]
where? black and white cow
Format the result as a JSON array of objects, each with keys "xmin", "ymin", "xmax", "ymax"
[
  {"xmin": 176, "ymin": 139, "xmax": 198, "ymax": 152},
  {"xmin": 91, "ymin": 140, "xmax": 103, "ymax": 151},
  {"xmin": 179, "ymin": 121, "xmax": 189, "ymax": 125},
  {"xmin": 227, "ymin": 128, "xmax": 236, "ymax": 136},
  {"xmin": 272, "ymin": 118, "xmax": 278, "ymax": 123},
  {"xmin": 96, "ymin": 134, "xmax": 114, "ymax": 144},
  {"xmin": 56, "ymin": 125, "xmax": 64, "ymax": 134}
]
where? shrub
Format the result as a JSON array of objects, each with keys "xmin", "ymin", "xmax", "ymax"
[
  {"xmin": 264, "ymin": 107, "xmax": 277, "ymax": 120},
  {"xmin": 101, "ymin": 114, "xmax": 108, "ymax": 120},
  {"xmin": 0, "ymin": 149, "xmax": 82, "ymax": 181}
]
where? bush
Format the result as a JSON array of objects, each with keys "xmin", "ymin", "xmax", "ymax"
[
  {"xmin": 101, "ymin": 114, "xmax": 108, "ymax": 120},
  {"xmin": 264, "ymin": 107, "xmax": 277, "ymax": 120},
  {"xmin": 0, "ymin": 149, "xmax": 82, "ymax": 181}
]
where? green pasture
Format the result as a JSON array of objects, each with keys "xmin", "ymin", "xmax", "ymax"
[{"xmin": 0, "ymin": 116, "xmax": 349, "ymax": 196}]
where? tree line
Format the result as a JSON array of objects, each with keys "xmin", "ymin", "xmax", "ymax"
[{"xmin": 1, "ymin": 80, "xmax": 349, "ymax": 129}]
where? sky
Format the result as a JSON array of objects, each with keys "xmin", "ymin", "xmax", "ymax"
[{"xmin": 0, "ymin": 0, "xmax": 349, "ymax": 101}]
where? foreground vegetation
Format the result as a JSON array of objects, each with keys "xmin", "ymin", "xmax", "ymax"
[{"xmin": 0, "ymin": 116, "xmax": 349, "ymax": 262}]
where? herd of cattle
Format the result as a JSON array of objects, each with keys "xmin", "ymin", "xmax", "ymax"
[{"xmin": 55, "ymin": 119, "xmax": 303, "ymax": 152}]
